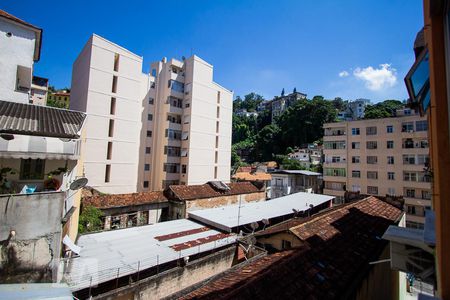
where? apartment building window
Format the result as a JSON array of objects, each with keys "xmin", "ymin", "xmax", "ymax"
[
  {"xmin": 145, "ymin": 147, "xmax": 151, "ymax": 154},
  {"xmin": 324, "ymin": 141, "xmax": 346, "ymax": 150},
  {"xmin": 404, "ymin": 172, "xmax": 417, "ymax": 182},
  {"xmin": 185, "ymin": 102, "xmax": 190, "ymax": 108},
  {"xmin": 417, "ymin": 154, "xmax": 429, "ymax": 165},
  {"xmin": 406, "ymin": 189, "xmax": 416, "ymax": 198},
  {"xmin": 184, "ymin": 115, "xmax": 190, "ymax": 124},
  {"xmin": 352, "ymin": 156, "xmax": 360, "ymax": 163},
  {"xmin": 420, "ymin": 140, "xmax": 429, "ymax": 148},
  {"xmin": 324, "ymin": 168, "xmax": 346, "ymax": 177},
  {"xmin": 143, "ymin": 181, "xmax": 149, "ymax": 188},
  {"xmin": 20, "ymin": 158, "xmax": 45, "ymax": 180},
  {"xmin": 147, "ymin": 130, "xmax": 152, "ymax": 137},
  {"xmin": 182, "ymin": 131, "xmax": 189, "ymax": 140},
  {"xmin": 164, "ymin": 146, "xmax": 181, "ymax": 157},
  {"xmin": 330, "ymin": 156, "xmax": 341, "ymax": 163},
  {"xmin": 215, "ymin": 151, "xmax": 218, "ymax": 163},
  {"xmin": 112, "ymin": 76, "xmax": 118, "ymax": 93},
  {"xmin": 422, "ymin": 190, "xmax": 431, "ymax": 200},
  {"xmin": 402, "ymin": 122, "xmax": 414, "ymax": 132},
  {"xmin": 387, "ymin": 141, "xmax": 394, "ymax": 149},
  {"xmin": 105, "ymin": 165, "xmax": 111, "ymax": 183},
  {"xmin": 367, "ymin": 186, "xmax": 378, "ymax": 195},
  {"xmin": 182, "ymin": 164, "xmax": 187, "ymax": 174},
  {"xmin": 216, "ymin": 121, "xmax": 220, "ymax": 133},
  {"xmin": 217, "ymin": 91, "xmax": 221, "ymax": 104},
  {"xmin": 148, "ymin": 114, "xmax": 153, "ymax": 121},
  {"xmin": 167, "ymin": 114, "xmax": 181, "ymax": 124},
  {"xmin": 415, "ymin": 120, "xmax": 428, "ymax": 131},
  {"xmin": 151, "ymin": 82, "xmax": 156, "ymax": 89},
  {"xmin": 407, "ymin": 205, "xmax": 417, "ymax": 215},
  {"xmin": 366, "ymin": 141, "xmax": 377, "ymax": 149},
  {"xmin": 387, "ymin": 156, "xmax": 395, "ymax": 164},
  {"xmin": 367, "ymin": 171, "xmax": 378, "ymax": 180},
  {"xmin": 352, "ymin": 170, "xmax": 361, "ymax": 178},
  {"xmin": 181, "ymin": 148, "xmax": 188, "ymax": 157},
  {"xmin": 113, "ymin": 53, "xmax": 120, "ymax": 72},
  {"xmin": 217, "ymin": 107, "xmax": 220, "ymax": 118},
  {"xmin": 215, "ymin": 136, "xmax": 219, "ymax": 148},
  {"xmin": 366, "ymin": 126, "xmax": 377, "ymax": 135},
  {"xmin": 166, "ymin": 129, "xmax": 182, "ymax": 140},
  {"xmin": 352, "ymin": 142, "xmax": 360, "ymax": 149},
  {"xmin": 214, "ymin": 166, "xmax": 218, "ymax": 179},
  {"xmin": 110, "ymin": 97, "xmax": 116, "ymax": 115},
  {"xmin": 367, "ymin": 156, "xmax": 377, "ymax": 164},
  {"xmin": 351, "ymin": 128, "xmax": 360, "ymax": 135},
  {"xmin": 144, "ymin": 164, "xmax": 150, "ymax": 171},
  {"xmin": 388, "ymin": 172, "xmax": 395, "ymax": 180},
  {"xmin": 387, "ymin": 125, "xmax": 394, "ymax": 133},
  {"xmin": 352, "ymin": 184, "xmax": 361, "ymax": 192},
  {"xmin": 388, "ymin": 187, "xmax": 396, "ymax": 196},
  {"xmin": 163, "ymin": 163, "xmax": 180, "ymax": 173},
  {"xmin": 108, "ymin": 119, "xmax": 115, "ymax": 137},
  {"xmin": 169, "ymin": 80, "xmax": 184, "ymax": 93},
  {"xmin": 169, "ymin": 96, "xmax": 183, "ymax": 108},
  {"xmin": 107, "ymin": 142, "xmax": 112, "ymax": 160},
  {"xmin": 148, "ymin": 97, "xmax": 154, "ymax": 105}
]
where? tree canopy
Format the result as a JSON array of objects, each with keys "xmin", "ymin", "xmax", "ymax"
[{"xmin": 364, "ymin": 100, "xmax": 404, "ymax": 119}]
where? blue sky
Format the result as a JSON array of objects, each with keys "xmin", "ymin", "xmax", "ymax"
[{"xmin": 3, "ymin": 1, "xmax": 423, "ymax": 102}]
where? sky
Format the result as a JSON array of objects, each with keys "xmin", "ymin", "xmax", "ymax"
[{"xmin": 3, "ymin": 1, "xmax": 424, "ymax": 102}]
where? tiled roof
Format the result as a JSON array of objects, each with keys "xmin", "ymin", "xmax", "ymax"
[
  {"xmin": 168, "ymin": 182, "xmax": 264, "ymax": 201},
  {"xmin": 0, "ymin": 100, "xmax": 85, "ymax": 139},
  {"xmin": 179, "ymin": 197, "xmax": 402, "ymax": 299},
  {"xmin": 82, "ymin": 191, "xmax": 168, "ymax": 209},
  {"xmin": 232, "ymin": 172, "xmax": 271, "ymax": 181}
]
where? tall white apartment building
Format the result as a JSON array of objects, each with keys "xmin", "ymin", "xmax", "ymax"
[
  {"xmin": 71, "ymin": 34, "xmax": 232, "ymax": 194},
  {"xmin": 322, "ymin": 109, "xmax": 431, "ymax": 229}
]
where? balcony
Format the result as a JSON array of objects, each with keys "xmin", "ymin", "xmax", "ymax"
[
  {"xmin": 324, "ymin": 128, "xmax": 346, "ymax": 136},
  {"xmin": 404, "ymin": 197, "xmax": 431, "ymax": 207},
  {"xmin": 167, "ymin": 96, "xmax": 183, "ymax": 114}
]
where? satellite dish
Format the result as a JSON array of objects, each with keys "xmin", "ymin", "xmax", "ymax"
[{"xmin": 70, "ymin": 177, "xmax": 88, "ymax": 191}]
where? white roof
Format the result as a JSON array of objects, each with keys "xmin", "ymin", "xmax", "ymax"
[
  {"xmin": 66, "ymin": 219, "xmax": 236, "ymax": 291},
  {"xmin": 188, "ymin": 192, "xmax": 334, "ymax": 232},
  {"xmin": 272, "ymin": 170, "xmax": 322, "ymax": 176}
]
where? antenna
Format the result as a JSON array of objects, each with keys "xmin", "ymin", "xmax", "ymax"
[{"xmin": 69, "ymin": 177, "xmax": 88, "ymax": 191}]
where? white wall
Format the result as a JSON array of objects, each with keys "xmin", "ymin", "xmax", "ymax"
[{"xmin": 0, "ymin": 19, "xmax": 36, "ymax": 103}]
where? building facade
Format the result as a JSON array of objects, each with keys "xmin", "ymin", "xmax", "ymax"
[
  {"xmin": 71, "ymin": 34, "xmax": 232, "ymax": 194},
  {"xmin": 270, "ymin": 170, "xmax": 322, "ymax": 199},
  {"xmin": 30, "ymin": 76, "xmax": 48, "ymax": 105},
  {"xmin": 322, "ymin": 111, "xmax": 431, "ymax": 229},
  {"xmin": 0, "ymin": 10, "xmax": 42, "ymax": 104},
  {"xmin": 47, "ymin": 90, "xmax": 70, "ymax": 108},
  {"xmin": 271, "ymin": 91, "xmax": 307, "ymax": 122}
]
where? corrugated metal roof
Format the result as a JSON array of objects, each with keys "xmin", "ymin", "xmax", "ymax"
[
  {"xmin": 188, "ymin": 192, "xmax": 334, "ymax": 232},
  {"xmin": 66, "ymin": 219, "xmax": 236, "ymax": 291},
  {"xmin": 0, "ymin": 100, "xmax": 86, "ymax": 139},
  {"xmin": 271, "ymin": 170, "xmax": 322, "ymax": 176}
]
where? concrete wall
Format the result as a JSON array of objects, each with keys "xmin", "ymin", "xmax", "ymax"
[
  {"xmin": 92, "ymin": 246, "xmax": 236, "ymax": 300},
  {"xmin": 0, "ymin": 18, "xmax": 36, "ymax": 103},
  {"xmin": 0, "ymin": 192, "xmax": 64, "ymax": 282},
  {"xmin": 71, "ymin": 34, "xmax": 144, "ymax": 194}
]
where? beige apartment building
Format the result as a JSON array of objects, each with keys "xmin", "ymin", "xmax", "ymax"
[
  {"xmin": 71, "ymin": 34, "xmax": 232, "ymax": 194},
  {"xmin": 322, "ymin": 109, "xmax": 431, "ymax": 229}
]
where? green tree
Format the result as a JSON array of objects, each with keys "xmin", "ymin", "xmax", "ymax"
[
  {"xmin": 254, "ymin": 124, "xmax": 282, "ymax": 161},
  {"xmin": 364, "ymin": 100, "xmax": 404, "ymax": 119},
  {"xmin": 78, "ymin": 206, "xmax": 104, "ymax": 233}
]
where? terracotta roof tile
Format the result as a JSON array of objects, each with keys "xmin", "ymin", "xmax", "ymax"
[
  {"xmin": 232, "ymin": 172, "xmax": 271, "ymax": 181},
  {"xmin": 179, "ymin": 196, "xmax": 402, "ymax": 299},
  {"xmin": 169, "ymin": 182, "xmax": 264, "ymax": 201},
  {"xmin": 83, "ymin": 191, "xmax": 168, "ymax": 209}
]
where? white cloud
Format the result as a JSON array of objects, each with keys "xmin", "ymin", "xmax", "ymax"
[
  {"xmin": 338, "ymin": 70, "xmax": 349, "ymax": 77},
  {"xmin": 353, "ymin": 63, "xmax": 397, "ymax": 91}
]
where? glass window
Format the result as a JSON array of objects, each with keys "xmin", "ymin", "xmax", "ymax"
[
  {"xmin": 406, "ymin": 189, "xmax": 416, "ymax": 198},
  {"xmin": 145, "ymin": 147, "xmax": 151, "ymax": 154},
  {"xmin": 367, "ymin": 171, "xmax": 378, "ymax": 179},
  {"xmin": 143, "ymin": 181, "xmax": 149, "ymax": 188},
  {"xmin": 388, "ymin": 187, "xmax": 396, "ymax": 195},
  {"xmin": 148, "ymin": 97, "xmax": 154, "ymax": 105},
  {"xmin": 402, "ymin": 122, "xmax": 414, "ymax": 132},
  {"xmin": 352, "ymin": 142, "xmax": 360, "ymax": 149},
  {"xmin": 366, "ymin": 141, "xmax": 377, "ymax": 149},
  {"xmin": 387, "ymin": 141, "xmax": 394, "ymax": 149},
  {"xmin": 148, "ymin": 114, "xmax": 153, "ymax": 121},
  {"xmin": 351, "ymin": 128, "xmax": 360, "ymax": 135},
  {"xmin": 352, "ymin": 156, "xmax": 360, "ymax": 163},
  {"xmin": 324, "ymin": 141, "xmax": 346, "ymax": 150},
  {"xmin": 387, "ymin": 125, "xmax": 393, "ymax": 133},
  {"xmin": 367, "ymin": 156, "xmax": 378, "ymax": 164},
  {"xmin": 147, "ymin": 130, "xmax": 152, "ymax": 137},
  {"xmin": 388, "ymin": 172, "xmax": 395, "ymax": 180},
  {"xmin": 169, "ymin": 80, "xmax": 184, "ymax": 93},
  {"xmin": 144, "ymin": 164, "xmax": 150, "ymax": 171},
  {"xmin": 324, "ymin": 168, "xmax": 346, "ymax": 177},
  {"xmin": 20, "ymin": 159, "xmax": 45, "ymax": 180},
  {"xmin": 366, "ymin": 126, "xmax": 377, "ymax": 135},
  {"xmin": 352, "ymin": 170, "xmax": 361, "ymax": 178},
  {"xmin": 387, "ymin": 156, "xmax": 395, "ymax": 164},
  {"xmin": 415, "ymin": 120, "xmax": 428, "ymax": 131},
  {"xmin": 367, "ymin": 186, "xmax": 378, "ymax": 195}
]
